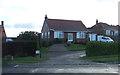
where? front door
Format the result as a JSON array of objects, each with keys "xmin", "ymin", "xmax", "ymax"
[{"xmin": 68, "ymin": 33, "xmax": 73, "ymax": 42}]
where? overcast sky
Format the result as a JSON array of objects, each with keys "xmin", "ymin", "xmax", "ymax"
[{"xmin": 0, "ymin": 0, "xmax": 119, "ymax": 37}]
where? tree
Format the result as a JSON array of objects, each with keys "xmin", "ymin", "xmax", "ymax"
[
  {"xmin": 17, "ymin": 31, "xmax": 39, "ymax": 40},
  {"xmin": 17, "ymin": 31, "xmax": 41, "ymax": 56},
  {"xmin": 17, "ymin": 31, "xmax": 41, "ymax": 49}
]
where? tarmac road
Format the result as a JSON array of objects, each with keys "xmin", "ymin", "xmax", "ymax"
[{"xmin": 2, "ymin": 44, "xmax": 119, "ymax": 75}]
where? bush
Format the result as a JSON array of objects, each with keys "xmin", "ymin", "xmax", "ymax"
[
  {"xmin": 86, "ymin": 41, "xmax": 119, "ymax": 57},
  {"xmin": 42, "ymin": 40, "xmax": 53, "ymax": 47},
  {"xmin": 53, "ymin": 38, "xmax": 64, "ymax": 44},
  {"xmin": 75, "ymin": 40, "xmax": 87, "ymax": 45},
  {"xmin": 42, "ymin": 40, "xmax": 49, "ymax": 47}
]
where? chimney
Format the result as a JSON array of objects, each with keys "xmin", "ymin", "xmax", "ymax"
[
  {"xmin": 45, "ymin": 14, "xmax": 48, "ymax": 20},
  {"xmin": 96, "ymin": 19, "xmax": 98, "ymax": 25},
  {"xmin": 1, "ymin": 21, "xmax": 4, "ymax": 27}
]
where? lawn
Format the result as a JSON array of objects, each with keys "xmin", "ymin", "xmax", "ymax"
[
  {"xmin": 67, "ymin": 44, "xmax": 86, "ymax": 51},
  {"xmin": 80, "ymin": 55, "xmax": 119, "ymax": 63},
  {"xmin": 39, "ymin": 47, "xmax": 48, "ymax": 53},
  {"xmin": 3, "ymin": 57, "xmax": 48, "ymax": 64}
]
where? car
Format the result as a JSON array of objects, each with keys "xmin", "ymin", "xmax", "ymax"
[
  {"xmin": 6, "ymin": 38, "xmax": 13, "ymax": 42},
  {"xmin": 99, "ymin": 36, "xmax": 114, "ymax": 42}
]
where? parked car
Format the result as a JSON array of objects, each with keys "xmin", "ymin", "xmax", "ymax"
[
  {"xmin": 89, "ymin": 34, "xmax": 114, "ymax": 42},
  {"xmin": 6, "ymin": 38, "xmax": 13, "ymax": 42},
  {"xmin": 98, "ymin": 36, "xmax": 114, "ymax": 42}
]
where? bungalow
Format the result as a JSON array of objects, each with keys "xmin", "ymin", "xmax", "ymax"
[
  {"xmin": 88, "ymin": 19, "xmax": 119, "ymax": 41},
  {"xmin": 88, "ymin": 20, "xmax": 119, "ymax": 36},
  {"xmin": 41, "ymin": 15, "xmax": 88, "ymax": 43}
]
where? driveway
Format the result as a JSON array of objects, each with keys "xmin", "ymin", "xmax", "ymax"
[{"xmin": 2, "ymin": 44, "xmax": 119, "ymax": 74}]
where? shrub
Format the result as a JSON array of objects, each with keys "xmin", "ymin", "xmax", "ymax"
[
  {"xmin": 75, "ymin": 40, "xmax": 87, "ymax": 45},
  {"xmin": 42, "ymin": 40, "xmax": 53, "ymax": 47},
  {"xmin": 53, "ymin": 38, "xmax": 64, "ymax": 44},
  {"xmin": 42, "ymin": 40, "xmax": 49, "ymax": 47},
  {"xmin": 86, "ymin": 41, "xmax": 119, "ymax": 57}
]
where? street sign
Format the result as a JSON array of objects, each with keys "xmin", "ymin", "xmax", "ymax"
[{"xmin": 36, "ymin": 50, "xmax": 40, "ymax": 54}]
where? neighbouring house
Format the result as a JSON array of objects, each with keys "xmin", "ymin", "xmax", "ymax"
[
  {"xmin": 1, "ymin": 21, "xmax": 7, "ymax": 42},
  {"xmin": 88, "ymin": 19, "xmax": 119, "ymax": 41},
  {"xmin": 5, "ymin": 37, "xmax": 16, "ymax": 42},
  {"xmin": 1, "ymin": 21, "xmax": 14, "ymax": 42},
  {"xmin": 88, "ymin": 19, "xmax": 119, "ymax": 36},
  {"xmin": 41, "ymin": 15, "xmax": 88, "ymax": 43}
]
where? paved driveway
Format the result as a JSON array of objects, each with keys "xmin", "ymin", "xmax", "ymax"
[{"xmin": 2, "ymin": 44, "xmax": 119, "ymax": 74}]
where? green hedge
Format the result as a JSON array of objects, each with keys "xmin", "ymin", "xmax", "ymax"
[
  {"xmin": 86, "ymin": 41, "xmax": 119, "ymax": 57},
  {"xmin": 2, "ymin": 41, "xmax": 37, "ymax": 57}
]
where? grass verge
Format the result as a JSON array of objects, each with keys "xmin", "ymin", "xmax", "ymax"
[
  {"xmin": 3, "ymin": 48, "xmax": 49, "ymax": 65},
  {"xmin": 3, "ymin": 57, "xmax": 48, "ymax": 64},
  {"xmin": 39, "ymin": 47, "xmax": 48, "ymax": 53},
  {"xmin": 67, "ymin": 44, "xmax": 86, "ymax": 51},
  {"xmin": 80, "ymin": 55, "xmax": 119, "ymax": 63}
]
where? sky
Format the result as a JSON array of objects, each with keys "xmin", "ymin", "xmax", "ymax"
[{"xmin": 0, "ymin": 0, "xmax": 119, "ymax": 37}]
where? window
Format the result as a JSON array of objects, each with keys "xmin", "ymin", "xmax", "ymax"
[
  {"xmin": 106, "ymin": 30, "xmax": 110, "ymax": 35},
  {"xmin": 41, "ymin": 33, "xmax": 43, "ymax": 38},
  {"xmin": 89, "ymin": 33, "xmax": 97, "ymax": 41},
  {"xmin": 111, "ymin": 31, "xmax": 114, "ymax": 36},
  {"xmin": 48, "ymin": 32, "xmax": 50, "ymax": 38},
  {"xmin": 102, "ymin": 37, "xmax": 109, "ymax": 40},
  {"xmin": 45, "ymin": 32, "xmax": 47, "ymax": 38},
  {"xmin": 114, "ymin": 31, "xmax": 118, "ymax": 36},
  {"xmin": 54, "ymin": 31, "xmax": 64, "ymax": 38},
  {"xmin": 77, "ymin": 32, "xmax": 85, "ymax": 39},
  {"xmin": 54, "ymin": 32, "xmax": 58, "ymax": 38},
  {"xmin": 59, "ymin": 32, "xmax": 64, "ymax": 38}
]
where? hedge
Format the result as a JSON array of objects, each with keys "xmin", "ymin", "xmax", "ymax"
[
  {"xmin": 2, "ymin": 41, "xmax": 37, "ymax": 57},
  {"xmin": 86, "ymin": 41, "xmax": 119, "ymax": 57},
  {"xmin": 2, "ymin": 39, "xmax": 54, "ymax": 57}
]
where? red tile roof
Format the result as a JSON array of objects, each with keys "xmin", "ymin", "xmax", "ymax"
[
  {"xmin": 47, "ymin": 19, "xmax": 87, "ymax": 31},
  {"xmin": 99, "ymin": 22, "xmax": 118, "ymax": 30},
  {"xmin": 89, "ymin": 22, "xmax": 119, "ymax": 31}
]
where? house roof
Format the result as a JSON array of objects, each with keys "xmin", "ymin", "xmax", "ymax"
[
  {"xmin": 89, "ymin": 22, "xmax": 119, "ymax": 31},
  {"xmin": 46, "ymin": 18, "xmax": 87, "ymax": 31},
  {"xmin": 99, "ymin": 22, "xmax": 119, "ymax": 30}
]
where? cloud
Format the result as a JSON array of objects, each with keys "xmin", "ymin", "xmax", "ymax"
[
  {"xmin": 0, "ymin": 0, "xmax": 119, "ymax": 37},
  {"xmin": 5, "ymin": 24, "xmax": 13, "ymax": 28},
  {"xmin": 14, "ymin": 23, "xmax": 35, "ymax": 29}
]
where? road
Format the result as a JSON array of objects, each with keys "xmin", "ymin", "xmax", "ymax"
[{"xmin": 2, "ymin": 44, "xmax": 119, "ymax": 74}]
